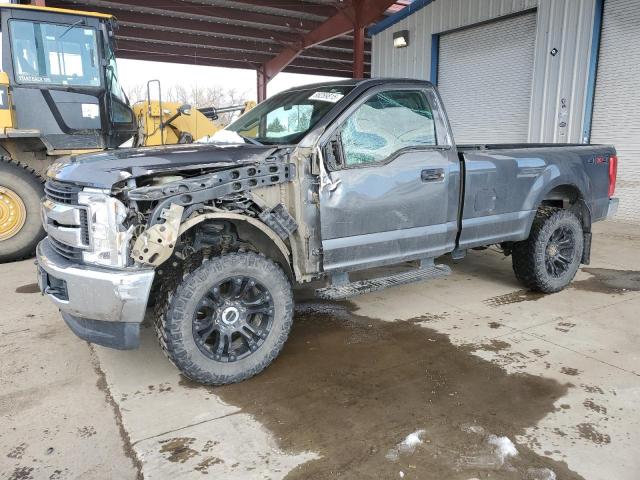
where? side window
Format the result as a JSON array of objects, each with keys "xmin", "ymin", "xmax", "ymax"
[{"xmin": 341, "ymin": 90, "xmax": 436, "ymax": 167}]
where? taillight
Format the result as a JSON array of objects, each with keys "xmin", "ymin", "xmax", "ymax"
[{"xmin": 608, "ymin": 154, "xmax": 618, "ymax": 197}]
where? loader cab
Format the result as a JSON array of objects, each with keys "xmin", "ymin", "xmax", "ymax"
[{"xmin": 0, "ymin": 5, "xmax": 136, "ymax": 153}]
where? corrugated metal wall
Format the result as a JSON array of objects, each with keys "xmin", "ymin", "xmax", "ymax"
[
  {"xmin": 527, "ymin": 0, "xmax": 596, "ymax": 143},
  {"xmin": 438, "ymin": 12, "xmax": 537, "ymax": 143},
  {"xmin": 371, "ymin": 0, "xmax": 597, "ymax": 144},
  {"xmin": 371, "ymin": 0, "xmax": 538, "ymax": 80},
  {"xmin": 590, "ymin": 0, "xmax": 640, "ymax": 223}
]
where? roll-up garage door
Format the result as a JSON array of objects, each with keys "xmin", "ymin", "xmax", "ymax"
[
  {"xmin": 437, "ymin": 12, "xmax": 536, "ymax": 144},
  {"xmin": 590, "ymin": 0, "xmax": 640, "ymax": 224}
]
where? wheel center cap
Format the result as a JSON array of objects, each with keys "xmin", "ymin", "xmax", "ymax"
[
  {"xmin": 221, "ymin": 306, "xmax": 240, "ymax": 325},
  {"xmin": 547, "ymin": 244, "xmax": 558, "ymax": 257}
]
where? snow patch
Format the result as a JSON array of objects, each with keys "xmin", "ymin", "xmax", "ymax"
[
  {"xmin": 198, "ymin": 129, "xmax": 245, "ymax": 144},
  {"xmin": 385, "ymin": 429, "xmax": 426, "ymax": 462},
  {"xmin": 487, "ymin": 435, "xmax": 518, "ymax": 464}
]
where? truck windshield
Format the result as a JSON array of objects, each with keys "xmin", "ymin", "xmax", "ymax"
[
  {"xmin": 225, "ymin": 85, "xmax": 354, "ymax": 145},
  {"xmin": 9, "ymin": 19, "xmax": 100, "ymax": 87}
]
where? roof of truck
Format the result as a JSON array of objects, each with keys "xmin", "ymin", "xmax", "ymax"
[
  {"xmin": 281, "ymin": 78, "xmax": 434, "ymax": 92},
  {"xmin": 0, "ymin": 4, "xmax": 112, "ymax": 20}
]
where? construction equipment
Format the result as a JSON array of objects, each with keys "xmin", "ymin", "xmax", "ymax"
[
  {"xmin": 131, "ymin": 80, "xmax": 255, "ymax": 146},
  {"xmin": 0, "ymin": 4, "xmax": 253, "ymax": 262}
]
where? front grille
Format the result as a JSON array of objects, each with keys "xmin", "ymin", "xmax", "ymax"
[
  {"xmin": 49, "ymin": 237, "xmax": 83, "ymax": 262},
  {"xmin": 44, "ymin": 180, "xmax": 82, "ymax": 205}
]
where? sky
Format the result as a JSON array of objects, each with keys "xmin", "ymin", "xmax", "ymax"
[{"xmin": 117, "ymin": 58, "xmax": 346, "ymax": 103}]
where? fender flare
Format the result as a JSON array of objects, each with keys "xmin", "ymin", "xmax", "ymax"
[{"xmin": 178, "ymin": 212, "xmax": 291, "ymax": 261}]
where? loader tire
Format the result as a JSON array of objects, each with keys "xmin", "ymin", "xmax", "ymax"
[
  {"xmin": 0, "ymin": 159, "xmax": 45, "ymax": 263},
  {"xmin": 512, "ymin": 207, "xmax": 583, "ymax": 293},
  {"xmin": 156, "ymin": 252, "xmax": 294, "ymax": 385}
]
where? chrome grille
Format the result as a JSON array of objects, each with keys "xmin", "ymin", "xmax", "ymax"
[
  {"xmin": 49, "ymin": 237, "xmax": 83, "ymax": 261},
  {"xmin": 44, "ymin": 180, "xmax": 82, "ymax": 205}
]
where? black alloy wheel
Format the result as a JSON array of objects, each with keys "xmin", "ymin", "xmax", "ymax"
[
  {"xmin": 544, "ymin": 225, "xmax": 576, "ymax": 278},
  {"xmin": 193, "ymin": 276, "xmax": 275, "ymax": 363}
]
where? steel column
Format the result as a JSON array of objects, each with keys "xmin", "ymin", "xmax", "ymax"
[
  {"xmin": 353, "ymin": 25, "xmax": 365, "ymax": 78},
  {"xmin": 256, "ymin": 67, "xmax": 267, "ymax": 103}
]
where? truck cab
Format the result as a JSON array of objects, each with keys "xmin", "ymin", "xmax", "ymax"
[{"xmin": 0, "ymin": 4, "xmax": 136, "ymax": 155}]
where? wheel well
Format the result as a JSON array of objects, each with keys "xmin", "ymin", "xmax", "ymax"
[
  {"xmin": 232, "ymin": 221, "xmax": 294, "ymax": 281},
  {"xmin": 540, "ymin": 184, "xmax": 591, "ymax": 232},
  {"xmin": 176, "ymin": 218, "xmax": 295, "ymax": 282}
]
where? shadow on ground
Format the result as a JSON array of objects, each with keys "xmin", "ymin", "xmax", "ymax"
[{"xmin": 181, "ymin": 301, "xmax": 583, "ymax": 480}]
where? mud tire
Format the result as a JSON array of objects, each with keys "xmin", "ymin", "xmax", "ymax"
[
  {"xmin": 155, "ymin": 252, "xmax": 294, "ymax": 385},
  {"xmin": 512, "ymin": 207, "xmax": 583, "ymax": 293},
  {"xmin": 0, "ymin": 159, "xmax": 45, "ymax": 263}
]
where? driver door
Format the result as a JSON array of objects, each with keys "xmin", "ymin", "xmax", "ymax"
[{"xmin": 319, "ymin": 86, "xmax": 460, "ymax": 272}]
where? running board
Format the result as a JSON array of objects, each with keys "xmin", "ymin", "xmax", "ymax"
[{"xmin": 315, "ymin": 263, "xmax": 452, "ymax": 300}]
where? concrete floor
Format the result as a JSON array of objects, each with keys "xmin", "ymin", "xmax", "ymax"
[{"xmin": 1, "ymin": 221, "xmax": 639, "ymax": 480}]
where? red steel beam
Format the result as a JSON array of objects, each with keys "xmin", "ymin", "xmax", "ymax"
[
  {"xmin": 263, "ymin": 0, "xmax": 395, "ymax": 81},
  {"xmin": 49, "ymin": 0, "xmax": 361, "ymax": 51},
  {"xmin": 115, "ymin": 27, "xmax": 370, "ymax": 64},
  {"xmin": 116, "ymin": 51, "xmax": 358, "ymax": 78},
  {"xmin": 229, "ymin": 0, "xmax": 340, "ymax": 18},
  {"xmin": 256, "ymin": 67, "xmax": 267, "ymax": 103},
  {"xmin": 352, "ymin": 25, "xmax": 365, "ymax": 78},
  {"xmin": 53, "ymin": 0, "xmax": 321, "ymax": 31},
  {"xmin": 116, "ymin": 41, "xmax": 355, "ymax": 72}
]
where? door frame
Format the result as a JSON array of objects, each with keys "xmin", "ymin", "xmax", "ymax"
[{"xmin": 316, "ymin": 82, "xmax": 460, "ymax": 272}]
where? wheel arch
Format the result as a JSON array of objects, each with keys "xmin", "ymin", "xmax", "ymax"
[
  {"xmin": 538, "ymin": 183, "xmax": 592, "ymax": 232},
  {"xmin": 178, "ymin": 212, "xmax": 295, "ymax": 281}
]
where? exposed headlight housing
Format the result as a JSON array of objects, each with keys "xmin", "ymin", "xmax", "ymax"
[{"xmin": 78, "ymin": 188, "xmax": 133, "ymax": 268}]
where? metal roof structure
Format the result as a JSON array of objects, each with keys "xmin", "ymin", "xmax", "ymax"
[{"xmin": 40, "ymin": 0, "xmax": 413, "ymax": 99}]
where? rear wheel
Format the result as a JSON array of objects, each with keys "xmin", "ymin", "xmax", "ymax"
[
  {"xmin": 512, "ymin": 208, "xmax": 584, "ymax": 293},
  {"xmin": 0, "ymin": 159, "xmax": 45, "ymax": 263},
  {"xmin": 156, "ymin": 252, "xmax": 294, "ymax": 385}
]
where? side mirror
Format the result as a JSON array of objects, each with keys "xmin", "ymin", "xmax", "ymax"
[{"xmin": 178, "ymin": 103, "xmax": 192, "ymax": 116}]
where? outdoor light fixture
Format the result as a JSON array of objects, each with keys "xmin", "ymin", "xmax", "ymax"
[{"xmin": 393, "ymin": 30, "xmax": 409, "ymax": 48}]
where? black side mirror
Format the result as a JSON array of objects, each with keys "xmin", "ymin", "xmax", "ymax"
[{"xmin": 178, "ymin": 103, "xmax": 192, "ymax": 116}]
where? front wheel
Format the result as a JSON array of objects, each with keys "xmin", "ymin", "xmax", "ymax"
[
  {"xmin": 156, "ymin": 252, "xmax": 294, "ymax": 385},
  {"xmin": 0, "ymin": 159, "xmax": 45, "ymax": 263},
  {"xmin": 512, "ymin": 208, "xmax": 584, "ymax": 293}
]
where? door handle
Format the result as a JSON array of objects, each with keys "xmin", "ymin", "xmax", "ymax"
[{"xmin": 421, "ymin": 168, "xmax": 445, "ymax": 183}]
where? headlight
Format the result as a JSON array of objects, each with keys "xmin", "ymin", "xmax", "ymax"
[{"xmin": 78, "ymin": 188, "xmax": 133, "ymax": 268}]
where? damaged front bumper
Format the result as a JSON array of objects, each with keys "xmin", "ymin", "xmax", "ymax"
[{"xmin": 36, "ymin": 238, "xmax": 155, "ymax": 349}]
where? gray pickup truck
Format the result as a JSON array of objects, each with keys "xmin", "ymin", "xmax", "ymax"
[{"xmin": 36, "ymin": 79, "xmax": 618, "ymax": 384}]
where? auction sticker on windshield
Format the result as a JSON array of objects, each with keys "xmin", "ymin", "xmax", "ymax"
[{"xmin": 309, "ymin": 91, "xmax": 344, "ymax": 103}]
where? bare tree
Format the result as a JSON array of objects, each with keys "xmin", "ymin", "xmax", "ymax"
[{"xmin": 125, "ymin": 82, "xmax": 250, "ymax": 124}]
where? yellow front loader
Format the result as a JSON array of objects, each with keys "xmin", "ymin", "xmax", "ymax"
[
  {"xmin": 132, "ymin": 80, "xmax": 255, "ymax": 146},
  {"xmin": 0, "ymin": 5, "xmax": 255, "ymax": 263}
]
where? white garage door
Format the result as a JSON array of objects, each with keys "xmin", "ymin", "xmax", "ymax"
[
  {"xmin": 590, "ymin": 0, "xmax": 640, "ymax": 224},
  {"xmin": 437, "ymin": 12, "xmax": 536, "ymax": 144}
]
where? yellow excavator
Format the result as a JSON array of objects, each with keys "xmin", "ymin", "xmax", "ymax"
[{"xmin": 0, "ymin": 4, "xmax": 252, "ymax": 262}]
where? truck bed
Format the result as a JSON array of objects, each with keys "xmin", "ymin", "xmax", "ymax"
[
  {"xmin": 456, "ymin": 143, "xmax": 616, "ymax": 251},
  {"xmin": 457, "ymin": 143, "xmax": 593, "ymax": 151}
]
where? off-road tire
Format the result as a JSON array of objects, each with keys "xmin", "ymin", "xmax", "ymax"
[
  {"xmin": 155, "ymin": 252, "xmax": 294, "ymax": 385},
  {"xmin": 512, "ymin": 207, "xmax": 583, "ymax": 293},
  {"xmin": 0, "ymin": 159, "xmax": 45, "ymax": 263}
]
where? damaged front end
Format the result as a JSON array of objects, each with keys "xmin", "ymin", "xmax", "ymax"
[{"xmin": 110, "ymin": 148, "xmax": 299, "ymax": 270}]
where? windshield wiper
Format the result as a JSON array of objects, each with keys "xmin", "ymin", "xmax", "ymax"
[
  {"xmin": 59, "ymin": 19, "xmax": 84, "ymax": 40},
  {"xmin": 238, "ymin": 134, "xmax": 263, "ymax": 146}
]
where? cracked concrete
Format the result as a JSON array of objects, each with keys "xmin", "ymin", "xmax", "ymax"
[{"xmin": 1, "ymin": 220, "xmax": 639, "ymax": 479}]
